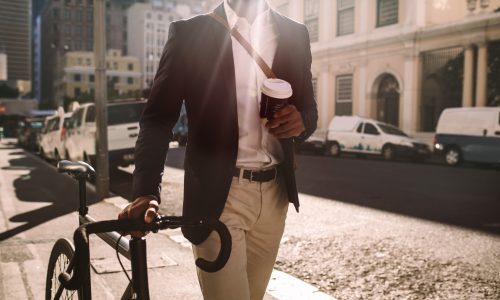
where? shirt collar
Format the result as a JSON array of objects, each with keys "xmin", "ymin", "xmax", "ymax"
[{"xmin": 223, "ymin": 0, "xmax": 271, "ymax": 29}]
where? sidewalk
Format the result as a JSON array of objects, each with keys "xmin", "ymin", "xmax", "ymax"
[{"xmin": 0, "ymin": 140, "xmax": 333, "ymax": 300}]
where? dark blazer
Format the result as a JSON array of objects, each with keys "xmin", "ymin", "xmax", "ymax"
[{"xmin": 132, "ymin": 4, "xmax": 318, "ymax": 244}]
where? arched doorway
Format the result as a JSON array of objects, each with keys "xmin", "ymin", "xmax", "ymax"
[{"xmin": 376, "ymin": 74, "xmax": 400, "ymax": 127}]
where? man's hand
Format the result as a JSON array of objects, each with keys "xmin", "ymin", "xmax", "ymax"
[
  {"xmin": 265, "ymin": 105, "xmax": 305, "ymax": 139},
  {"xmin": 117, "ymin": 196, "xmax": 159, "ymax": 238}
]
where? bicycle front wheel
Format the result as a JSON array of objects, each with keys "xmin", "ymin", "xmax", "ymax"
[{"xmin": 45, "ymin": 238, "xmax": 82, "ymax": 300}]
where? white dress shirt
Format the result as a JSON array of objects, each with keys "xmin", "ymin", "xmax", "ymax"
[{"xmin": 224, "ymin": 0, "xmax": 284, "ymax": 169}]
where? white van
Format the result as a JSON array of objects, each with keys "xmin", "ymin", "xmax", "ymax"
[
  {"xmin": 325, "ymin": 116, "xmax": 431, "ymax": 160},
  {"xmin": 39, "ymin": 107, "xmax": 72, "ymax": 161},
  {"xmin": 64, "ymin": 99, "xmax": 146, "ymax": 168},
  {"xmin": 434, "ymin": 107, "xmax": 500, "ymax": 166}
]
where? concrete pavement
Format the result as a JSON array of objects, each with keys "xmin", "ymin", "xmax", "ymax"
[{"xmin": 0, "ymin": 140, "xmax": 333, "ymax": 300}]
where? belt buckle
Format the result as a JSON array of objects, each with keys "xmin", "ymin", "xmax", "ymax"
[{"xmin": 249, "ymin": 170, "xmax": 255, "ymax": 183}]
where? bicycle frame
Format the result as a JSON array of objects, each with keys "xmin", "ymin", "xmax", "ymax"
[
  {"xmin": 75, "ymin": 175, "xmax": 150, "ymax": 300},
  {"xmin": 54, "ymin": 161, "xmax": 230, "ymax": 300}
]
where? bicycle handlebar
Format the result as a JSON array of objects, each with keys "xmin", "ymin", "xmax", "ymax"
[{"xmin": 59, "ymin": 216, "xmax": 232, "ymax": 291}]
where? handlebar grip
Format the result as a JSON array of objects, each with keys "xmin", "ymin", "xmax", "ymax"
[{"xmin": 194, "ymin": 219, "xmax": 232, "ymax": 273}]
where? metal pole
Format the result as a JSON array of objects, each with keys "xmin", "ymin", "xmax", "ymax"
[{"xmin": 94, "ymin": 0, "xmax": 109, "ymax": 198}]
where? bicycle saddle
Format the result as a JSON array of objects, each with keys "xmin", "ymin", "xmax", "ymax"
[{"xmin": 57, "ymin": 160, "xmax": 96, "ymax": 178}]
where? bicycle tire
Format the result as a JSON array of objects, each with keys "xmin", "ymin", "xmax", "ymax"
[{"xmin": 45, "ymin": 238, "xmax": 82, "ymax": 300}]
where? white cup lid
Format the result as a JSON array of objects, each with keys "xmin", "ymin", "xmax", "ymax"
[{"xmin": 261, "ymin": 78, "xmax": 293, "ymax": 99}]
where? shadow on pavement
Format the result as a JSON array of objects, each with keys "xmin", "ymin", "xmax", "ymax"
[{"xmin": 0, "ymin": 153, "xmax": 100, "ymax": 241}]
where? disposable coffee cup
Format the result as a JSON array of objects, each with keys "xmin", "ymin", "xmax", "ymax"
[{"xmin": 260, "ymin": 78, "xmax": 293, "ymax": 121}]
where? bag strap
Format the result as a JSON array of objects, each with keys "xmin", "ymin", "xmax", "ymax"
[{"xmin": 209, "ymin": 12, "xmax": 277, "ymax": 79}]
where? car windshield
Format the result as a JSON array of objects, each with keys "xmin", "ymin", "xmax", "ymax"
[
  {"xmin": 84, "ymin": 102, "xmax": 146, "ymax": 125},
  {"xmin": 377, "ymin": 123, "xmax": 408, "ymax": 137},
  {"xmin": 108, "ymin": 102, "xmax": 145, "ymax": 126}
]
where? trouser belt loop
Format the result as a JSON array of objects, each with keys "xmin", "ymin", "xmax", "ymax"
[{"xmin": 238, "ymin": 167, "xmax": 244, "ymax": 184}]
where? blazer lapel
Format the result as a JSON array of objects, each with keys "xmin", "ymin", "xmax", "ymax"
[
  {"xmin": 210, "ymin": 4, "xmax": 237, "ymax": 109},
  {"xmin": 270, "ymin": 11, "xmax": 290, "ymax": 80}
]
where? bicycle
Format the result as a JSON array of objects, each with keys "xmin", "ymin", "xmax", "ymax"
[{"xmin": 45, "ymin": 160, "xmax": 232, "ymax": 300}]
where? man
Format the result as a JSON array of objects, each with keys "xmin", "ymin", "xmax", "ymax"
[{"xmin": 118, "ymin": 0, "xmax": 317, "ymax": 299}]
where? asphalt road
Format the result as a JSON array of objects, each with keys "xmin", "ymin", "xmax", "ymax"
[{"xmin": 111, "ymin": 147, "xmax": 500, "ymax": 236}]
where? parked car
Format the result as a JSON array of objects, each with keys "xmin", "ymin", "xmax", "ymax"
[
  {"xmin": 325, "ymin": 116, "xmax": 431, "ymax": 160},
  {"xmin": 172, "ymin": 108, "xmax": 188, "ymax": 146},
  {"xmin": 17, "ymin": 117, "xmax": 45, "ymax": 150},
  {"xmin": 39, "ymin": 108, "xmax": 72, "ymax": 161},
  {"xmin": 64, "ymin": 99, "xmax": 146, "ymax": 168},
  {"xmin": 434, "ymin": 107, "xmax": 500, "ymax": 166}
]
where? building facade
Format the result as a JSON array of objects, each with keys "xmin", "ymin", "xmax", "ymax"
[
  {"xmin": 270, "ymin": 0, "xmax": 500, "ymax": 139},
  {"xmin": 0, "ymin": 0, "xmax": 31, "ymax": 82},
  {"xmin": 40, "ymin": 0, "xmax": 142, "ymax": 108},
  {"xmin": 127, "ymin": 2, "xmax": 182, "ymax": 87},
  {"xmin": 63, "ymin": 49, "xmax": 142, "ymax": 99}
]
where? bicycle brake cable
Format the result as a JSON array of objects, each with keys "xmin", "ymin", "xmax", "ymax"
[{"xmin": 115, "ymin": 234, "xmax": 134, "ymax": 294}]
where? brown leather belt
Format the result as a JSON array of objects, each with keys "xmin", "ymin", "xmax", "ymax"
[{"xmin": 234, "ymin": 167, "xmax": 278, "ymax": 182}]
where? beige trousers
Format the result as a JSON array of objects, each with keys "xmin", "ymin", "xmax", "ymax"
[{"xmin": 193, "ymin": 175, "xmax": 289, "ymax": 300}]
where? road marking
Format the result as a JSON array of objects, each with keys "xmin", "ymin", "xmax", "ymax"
[{"xmin": 267, "ymin": 270, "xmax": 336, "ymax": 300}]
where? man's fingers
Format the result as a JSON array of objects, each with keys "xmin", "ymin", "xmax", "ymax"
[
  {"xmin": 144, "ymin": 207, "xmax": 158, "ymax": 223},
  {"xmin": 273, "ymin": 105, "xmax": 297, "ymax": 118}
]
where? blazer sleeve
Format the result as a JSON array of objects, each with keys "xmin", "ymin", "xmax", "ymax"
[
  {"xmin": 132, "ymin": 22, "xmax": 185, "ymax": 202},
  {"xmin": 294, "ymin": 25, "xmax": 318, "ymax": 144}
]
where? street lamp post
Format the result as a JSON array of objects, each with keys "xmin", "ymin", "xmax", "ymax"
[{"xmin": 94, "ymin": 0, "xmax": 109, "ymax": 199}]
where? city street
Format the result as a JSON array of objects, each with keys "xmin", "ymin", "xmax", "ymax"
[{"xmin": 113, "ymin": 146, "xmax": 500, "ymax": 299}]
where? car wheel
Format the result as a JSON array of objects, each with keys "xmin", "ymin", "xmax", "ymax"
[
  {"xmin": 444, "ymin": 147, "xmax": 461, "ymax": 166},
  {"xmin": 326, "ymin": 142, "xmax": 341, "ymax": 157},
  {"xmin": 54, "ymin": 150, "xmax": 61, "ymax": 163},
  {"xmin": 382, "ymin": 145, "xmax": 395, "ymax": 160}
]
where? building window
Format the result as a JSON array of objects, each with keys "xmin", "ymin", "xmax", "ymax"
[
  {"xmin": 87, "ymin": 26, "xmax": 93, "ymax": 36},
  {"xmin": 74, "ymin": 74, "xmax": 81, "ymax": 82},
  {"xmin": 146, "ymin": 12, "xmax": 151, "ymax": 19},
  {"xmin": 335, "ymin": 75, "xmax": 353, "ymax": 116},
  {"xmin": 86, "ymin": 40, "xmax": 92, "ymax": 51},
  {"xmin": 89, "ymin": 74, "xmax": 94, "ymax": 82},
  {"xmin": 127, "ymin": 77, "xmax": 133, "ymax": 84},
  {"xmin": 86, "ymin": 58, "xmax": 91, "ymax": 66},
  {"xmin": 77, "ymin": 58, "xmax": 82, "ymax": 65},
  {"xmin": 74, "ymin": 40, "xmax": 82, "ymax": 50},
  {"xmin": 337, "ymin": 0, "xmax": 354, "ymax": 36},
  {"xmin": 64, "ymin": 25, "xmax": 71, "ymax": 35},
  {"xmin": 53, "ymin": 8, "xmax": 60, "ymax": 19},
  {"xmin": 304, "ymin": 0, "xmax": 319, "ymax": 43},
  {"xmin": 75, "ymin": 87, "xmax": 81, "ymax": 96},
  {"xmin": 158, "ymin": 13, "xmax": 162, "ymax": 21},
  {"xmin": 74, "ymin": 25, "xmax": 82, "ymax": 35},
  {"xmin": 377, "ymin": 0, "xmax": 398, "ymax": 27},
  {"xmin": 128, "ymin": 63, "xmax": 133, "ymax": 71},
  {"xmin": 87, "ymin": 9, "xmax": 93, "ymax": 21},
  {"xmin": 75, "ymin": 10, "xmax": 82, "ymax": 21},
  {"xmin": 64, "ymin": 10, "xmax": 71, "ymax": 20},
  {"xmin": 65, "ymin": 0, "xmax": 72, "ymax": 4},
  {"xmin": 113, "ymin": 62, "xmax": 118, "ymax": 69}
]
